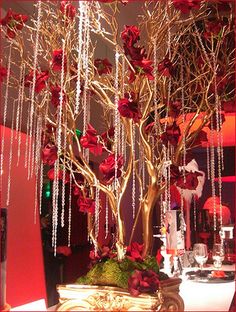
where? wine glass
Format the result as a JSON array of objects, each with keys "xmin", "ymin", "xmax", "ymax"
[
  {"xmin": 193, "ymin": 243, "xmax": 208, "ymax": 271},
  {"xmin": 212, "ymin": 243, "xmax": 225, "ymax": 269}
]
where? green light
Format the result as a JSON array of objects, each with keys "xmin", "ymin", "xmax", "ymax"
[
  {"xmin": 76, "ymin": 129, "xmax": 82, "ymax": 137},
  {"xmin": 44, "ymin": 182, "xmax": 51, "ymax": 199}
]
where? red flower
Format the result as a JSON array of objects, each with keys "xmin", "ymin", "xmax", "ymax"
[
  {"xmin": 172, "ymin": 0, "xmax": 202, "ymax": 14},
  {"xmin": 204, "ymin": 20, "xmax": 223, "ymax": 39},
  {"xmin": 145, "ymin": 121, "xmax": 155, "ymax": 135},
  {"xmin": 156, "ymin": 249, "xmax": 163, "ymax": 266},
  {"xmin": 56, "ymin": 246, "xmax": 72, "ymax": 256},
  {"xmin": 128, "ymin": 270, "xmax": 160, "ymax": 296},
  {"xmin": 51, "ymin": 49, "xmax": 67, "ymax": 72},
  {"xmin": 121, "ymin": 25, "xmax": 140, "ymax": 47},
  {"xmin": 0, "ymin": 66, "xmax": 7, "ymax": 82},
  {"xmin": 191, "ymin": 130, "xmax": 208, "ymax": 147},
  {"xmin": 158, "ymin": 58, "xmax": 174, "ymax": 77},
  {"xmin": 41, "ymin": 143, "xmax": 58, "ymax": 166},
  {"xmin": 207, "ymin": 112, "xmax": 225, "ymax": 130},
  {"xmin": 89, "ymin": 246, "xmax": 116, "ymax": 264},
  {"xmin": 99, "ymin": 153, "xmax": 124, "ymax": 184},
  {"xmin": 216, "ymin": 1, "xmax": 231, "ymax": 11},
  {"xmin": 130, "ymin": 59, "xmax": 154, "ymax": 82},
  {"xmin": 126, "ymin": 242, "xmax": 144, "ymax": 262},
  {"xmin": 24, "ymin": 70, "xmax": 49, "ymax": 93},
  {"xmin": 94, "ymin": 58, "xmax": 112, "ymax": 75},
  {"xmin": 78, "ymin": 197, "xmax": 95, "ymax": 214},
  {"xmin": 101, "ymin": 127, "xmax": 115, "ymax": 143},
  {"xmin": 161, "ymin": 122, "xmax": 181, "ymax": 146},
  {"xmin": 118, "ymin": 93, "xmax": 142, "ymax": 122},
  {"xmin": 124, "ymin": 45, "xmax": 146, "ymax": 61},
  {"xmin": 47, "ymin": 168, "xmax": 70, "ymax": 184},
  {"xmin": 168, "ymin": 100, "xmax": 182, "ymax": 118},
  {"xmin": 50, "ymin": 84, "xmax": 66, "ymax": 107},
  {"xmin": 60, "ymin": 1, "xmax": 76, "ymax": 20},
  {"xmin": 176, "ymin": 170, "xmax": 203, "ymax": 190},
  {"xmin": 0, "ymin": 8, "xmax": 28, "ymax": 39},
  {"xmin": 80, "ymin": 124, "xmax": 103, "ymax": 156}
]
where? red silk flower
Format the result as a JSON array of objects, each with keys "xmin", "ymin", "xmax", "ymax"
[
  {"xmin": 118, "ymin": 93, "xmax": 142, "ymax": 122},
  {"xmin": 56, "ymin": 246, "xmax": 72, "ymax": 257},
  {"xmin": 121, "ymin": 25, "xmax": 140, "ymax": 47},
  {"xmin": 60, "ymin": 1, "xmax": 76, "ymax": 20},
  {"xmin": 41, "ymin": 143, "xmax": 58, "ymax": 165},
  {"xmin": 50, "ymin": 84, "xmax": 66, "ymax": 107},
  {"xmin": 126, "ymin": 242, "xmax": 144, "ymax": 262},
  {"xmin": 51, "ymin": 49, "xmax": 67, "ymax": 72},
  {"xmin": 78, "ymin": 197, "xmax": 95, "ymax": 214},
  {"xmin": 25, "ymin": 70, "xmax": 49, "ymax": 93},
  {"xmin": 0, "ymin": 8, "xmax": 28, "ymax": 39},
  {"xmin": 94, "ymin": 58, "xmax": 112, "ymax": 75},
  {"xmin": 89, "ymin": 246, "xmax": 116, "ymax": 264},
  {"xmin": 101, "ymin": 127, "xmax": 115, "ymax": 143},
  {"xmin": 161, "ymin": 122, "xmax": 181, "ymax": 146},
  {"xmin": 80, "ymin": 124, "xmax": 103, "ymax": 156},
  {"xmin": 176, "ymin": 170, "xmax": 203, "ymax": 190},
  {"xmin": 172, "ymin": 0, "xmax": 202, "ymax": 14},
  {"xmin": 99, "ymin": 153, "xmax": 124, "ymax": 184},
  {"xmin": 128, "ymin": 270, "xmax": 160, "ymax": 297},
  {"xmin": 204, "ymin": 20, "xmax": 223, "ymax": 40},
  {"xmin": 158, "ymin": 58, "xmax": 174, "ymax": 78},
  {"xmin": 124, "ymin": 45, "xmax": 147, "ymax": 61},
  {"xmin": 47, "ymin": 168, "xmax": 70, "ymax": 184},
  {"xmin": 0, "ymin": 66, "xmax": 7, "ymax": 82},
  {"xmin": 130, "ymin": 59, "xmax": 154, "ymax": 82},
  {"xmin": 168, "ymin": 100, "xmax": 182, "ymax": 118}
]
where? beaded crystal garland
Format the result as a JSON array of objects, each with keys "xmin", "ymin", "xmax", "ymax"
[{"xmin": 0, "ymin": 1, "xmax": 234, "ymax": 259}]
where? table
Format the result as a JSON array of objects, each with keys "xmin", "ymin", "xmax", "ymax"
[{"xmin": 179, "ymin": 265, "xmax": 235, "ymax": 311}]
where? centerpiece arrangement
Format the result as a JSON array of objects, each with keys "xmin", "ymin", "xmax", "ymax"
[{"xmin": 0, "ymin": 0, "xmax": 234, "ymax": 310}]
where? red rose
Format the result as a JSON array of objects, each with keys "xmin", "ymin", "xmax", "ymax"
[
  {"xmin": 94, "ymin": 58, "xmax": 112, "ymax": 75},
  {"xmin": 60, "ymin": 1, "xmax": 76, "ymax": 20},
  {"xmin": 124, "ymin": 45, "xmax": 146, "ymax": 61},
  {"xmin": 118, "ymin": 93, "xmax": 142, "ymax": 122},
  {"xmin": 51, "ymin": 49, "xmax": 67, "ymax": 72},
  {"xmin": 128, "ymin": 270, "xmax": 160, "ymax": 296},
  {"xmin": 0, "ymin": 8, "xmax": 28, "ymax": 39},
  {"xmin": 50, "ymin": 84, "xmax": 66, "ymax": 107},
  {"xmin": 25, "ymin": 70, "xmax": 49, "ymax": 93},
  {"xmin": 172, "ymin": 0, "xmax": 202, "ymax": 14},
  {"xmin": 126, "ymin": 242, "xmax": 144, "ymax": 262},
  {"xmin": 204, "ymin": 20, "xmax": 223, "ymax": 39},
  {"xmin": 80, "ymin": 124, "xmax": 103, "ymax": 156},
  {"xmin": 176, "ymin": 170, "xmax": 203, "ymax": 190},
  {"xmin": 121, "ymin": 25, "xmax": 140, "ymax": 47},
  {"xmin": 41, "ymin": 143, "xmax": 58, "ymax": 165},
  {"xmin": 130, "ymin": 59, "xmax": 154, "ymax": 82},
  {"xmin": 56, "ymin": 246, "xmax": 72, "ymax": 257},
  {"xmin": 168, "ymin": 100, "xmax": 182, "ymax": 118},
  {"xmin": 161, "ymin": 122, "xmax": 181, "ymax": 146},
  {"xmin": 156, "ymin": 249, "xmax": 163, "ymax": 266},
  {"xmin": 101, "ymin": 127, "xmax": 115, "ymax": 143},
  {"xmin": 47, "ymin": 168, "xmax": 70, "ymax": 184},
  {"xmin": 0, "ymin": 66, "xmax": 7, "ymax": 82},
  {"xmin": 158, "ymin": 58, "xmax": 174, "ymax": 77},
  {"xmin": 99, "ymin": 153, "xmax": 123, "ymax": 184},
  {"xmin": 145, "ymin": 121, "xmax": 155, "ymax": 135},
  {"xmin": 78, "ymin": 197, "xmax": 95, "ymax": 214},
  {"xmin": 89, "ymin": 246, "xmax": 116, "ymax": 264}
]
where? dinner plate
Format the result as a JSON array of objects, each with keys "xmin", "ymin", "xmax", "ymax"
[{"xmin": 185, "ymin": 270, "xmax": 235, "ymax": 283}]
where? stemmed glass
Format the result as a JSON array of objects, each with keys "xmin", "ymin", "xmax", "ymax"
[
  {"xmin": 212, "ymin": 243, "xmax": 225, "ymax": 269},
  {"xmin": 193, "ymin": 243, "xmax": 208, "ymax": 271}
]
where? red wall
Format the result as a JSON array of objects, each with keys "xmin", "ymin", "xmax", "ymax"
[{"xmin": 1, "ymin": 126, "xmax": 47, "ymax": 308}]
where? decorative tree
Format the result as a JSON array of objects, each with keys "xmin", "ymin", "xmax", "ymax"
[{"xmin": 0, "ymin": 0, "xmax": 234, "ymax": 266}]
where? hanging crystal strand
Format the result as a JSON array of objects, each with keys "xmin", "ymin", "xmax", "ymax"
[
  {"xmin": 210, "ymin": 123, "xmax": 217, "ymax": 231},
  {"xmin": 16, "ymin": 64, "xmax": 26, "ymax": 167},
  {"xmin": 114, "ymin": 47, "xmax": 120, "ymax": 193},
  {"xmin": 68, "ymin": 169, "xmax": 72, "ymax": 247},
  {"xmin": 74, "ymin": 1, "xmax": 85, "ymax": 115},
  {"xmin": 193, "ymin": 195, "xmax": 197, "ymax": 232},
  {"xmin": 15, "ymin": 62, "xmax": 24, "ymax": 137},
  {"xmin": 52, "ymin": 161, "xmax": 59, "ymax": 256},
  {"xmin": 0, "ymin": 42, "xmax": 12, "ymax": 187},
  {"xmin": 95, "ymin": 186, "xmax": 100, "ymax": 242},
  {"xmin": 28, "ymin": 0, "xmax": 42, "ymax": 179},
  {"xmin": 34, "ymin": 115, "xmax": 42, "ymax": 222},
  {"xmin": 206, "ymin": 143, "xmax": 210, "ymax": 180},
  {"xmin": 105, "ymin": 195, "xmax": 109, "ymax": 239},
  {"xmin": 180, "ymin": 188, "xmax": 185, "ymax": 238},
  {"xmin": 180, "ymin": 59, "xmax": 186, "ymax": 172},
  {"xmin": 39, "ymin": 162, "xmax": 44, "ymax": 215},
  {"xmin": 24, "ymin": 103, "xmax": 30, "ymax": 168},
  {"xmin": 167, "ymin": 146, "xmax": 171, "ymax": 211},
  {"xmin": 6, "ymin": 100, "xmax": 15, "ymax": 206},
  {"xmin": 153, "ymin": 38, "xmax": 159, "ymax": 131},
  {"xmin": 61, "ymin": 125, "xmax": 67, "ymax": 228},
  {"xmin": 132, "ymin": 122, "xmax": 136, "ymax": 219},
  {"xmin": 120, "ymin": 55, "xmax": 126, "ymax": 160},
  {"xmin": 212, "ymin": 53, "xmax": 223, "ymax": 234},
  {"xmin": 29, "ymin": 111, "xmax": 38, "ymax": 179},
  {"xmin": 160, "ymin": 193, "xmax": 164, "ymax": 227}
]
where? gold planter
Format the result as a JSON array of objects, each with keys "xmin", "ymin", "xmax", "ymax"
[{"xmin": 56, "ymin": 278, "xmax": 184, "ymax": 311}]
